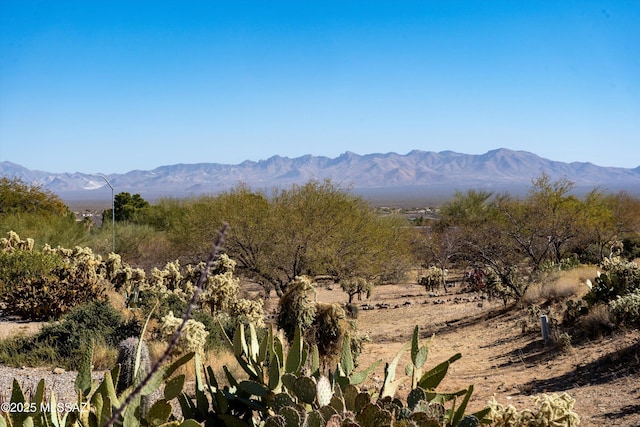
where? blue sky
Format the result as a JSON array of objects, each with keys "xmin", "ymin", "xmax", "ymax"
[{"xmin": 1, "ymin": 1, "xmax": 639, "ymax": 174}]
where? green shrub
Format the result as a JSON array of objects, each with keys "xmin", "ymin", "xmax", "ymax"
[
  {"xmin": 0, "ymin": 300, "xmax": 140, "ymax": 369},
  {"xmin": 192, "ymin": 310, "xmax": 269, "ymax": 352},
  {"xmin": 575, "ymin": 304, "xmax": 614, "ymax": 340},
  {"xmin": 0, "ymin": 335, "xmax": 60, "ymax": 367},
  {"xmin": 0, "ymin": 244, "xmax": 61, "ymax": 292},
  {"xmin": 609, "ymin": 289, "xmax": 640, "ymax": 327},
  {"xmin": 539, "ymin": 256, "xmax": 580, "ymax": 273},
  {"xmin": 63, "ymin": 299, "xmax": 141, "ymax": 345},
  {"xmin": 0, "ymin": 234, "xmax": 107, "ymax": 320},
  {"xmin": 562, "ymin": 299, "xmax": 589, "ymax": 326},
  {"xmin": 584, "ymin": 257, "xmax": 640, "ymax": 306}
]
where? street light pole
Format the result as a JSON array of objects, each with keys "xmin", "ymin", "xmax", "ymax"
[{"xmin": 96, "ymin": 174, "xmax": 115, "ymax": 252}]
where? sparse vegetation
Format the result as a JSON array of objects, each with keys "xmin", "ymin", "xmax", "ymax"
[
  {"xmin": 0, "ymin": 299, "xmax": 140, "ymax": 369},
  {"xmin": 1, "ymin": 176, "xmax": 640, "ymax": 425}
]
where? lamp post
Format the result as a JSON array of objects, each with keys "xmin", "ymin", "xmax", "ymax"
[{"xmin": 96, "ymin": 174, "xmax": 115, "ymax": 252}]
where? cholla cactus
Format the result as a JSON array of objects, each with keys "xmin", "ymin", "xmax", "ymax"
[
  {"xmin": 277, "ymin": 276, "xmax": 318, "ymax": 342},
  {"xmin": 150, "ymin": 260, "xmax": 184, "ymax": 290},
  {"xmin": 160, "ymin": 311, "xmax": 209, "ymax": 357},
  {"xmin": 1, "ymin": 231, "xmax": 34, "ymax": 252},
  {"xmin": 148, "ymin": 260, "xmax": 196, "ymax": 302},
  {"xmin": 201, "ymin": 270, "xmax": 241, "ymax": 312},
  {"xmin": 104, "ymin": 252, "xmax": 123, "ymax": 281},
  {"xmin": 488, "ymin": 393, "xmax": 580, "ymax": 426},
  {"xmin": 230, "ymin": 298, "xmax": 265, "ymax": 327},
  {"xmin": 212, "ymin": 253, "xmax": 236, "ymax": 274},
  {"xmin": 419, "ymin": 266, "xmax": 444, "ymax": 292},
  {"xmin": 532, "ymin": 393, "xmax": 580, "ymax": 426},
  {"xmin": 609, "ymin": 289, "xmax": 640, "ymax": 326}
]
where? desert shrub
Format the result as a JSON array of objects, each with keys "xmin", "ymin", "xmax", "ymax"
[
  {"xmin": 517, "ymin": 304, "xmax": 564, "ymax": 339},
  {"xmin": 609, "ymin": 289, "xmax": 640, "ymax": 327},
  {"xmin": 0, "ymin": 213, "xmax": 91, "ymax": 251},
  {"xmin": 539, "ymin": 256, "xmax": 580, "ymax": 273},
  {"xmin": 138, "ymin": 288, "xmax": 189, "ymax": 320},
  {"xmin": 562, "ymin": 299, "xmax": 589, "ymax": 326},
  {"xmin": 37, "ymin": 300, "xmax": 140, "ymax": 358},
  {"xmin": 0, "ymin": 234, "xmax": 107, "ymax": 320},
  {"xmin": 0, "ymin": 335, "xmax": 59, "ymax": 367},
  {"xmin": 344, "ymin": 302, "xmax": 359, "ymax": 319},
  {"xmin": 486, "ymin": 267, "xmax": 523, "ymax": 305},
  {"xmin": 574, "ymin": 304, "xmax": 614, "ymax": 340},
  {"xmin": 340, "ymin": 276, "xmax": 373, "ymax": 303},
  {"xmin": 621, "ymin": 237, "xmax": 640, "ymax": 260},
  {"xmin": 105, "ymin": 222, "xmax": 167, "ymax": 267},
  {"xmin": 554, "ymin": 332, "xmax": 573, "ymax": 353},
  {"xmin": 0, "ymin": 241, "xmax": 61, "ymax": 292},
  {"xmin": 194, "ymin": 311, "xmax": 234, "ymax": 351},
  {"xmin": 523, "ymin": 279, "xmax": 581, "ymax": 305},
  {"xmin": 584, "ymin": 256, "xmax": 640, "ymax": 306},
  {"xmin": 62, "ymin": 299, "xmax": 141, "ymax": 345},
  {"xmin": 0, "ymin": 300, "xmax": 140, "ymax": 369},
  {"xmin": 418, "ymin": 266, "xmax": 444, "ymax": 292}
]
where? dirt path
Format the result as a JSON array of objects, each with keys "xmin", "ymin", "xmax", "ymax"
[
  {"xmin": 2, "ymin": 284, "xmax": 639, "ymax": 426},
  {"xmin": 324, "ymin": 283, "xmax": 640, "ymax": 427}
]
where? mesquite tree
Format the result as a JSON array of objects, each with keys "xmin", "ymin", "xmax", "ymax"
[{"xmin": 163, "ymin": 180, "xmax": 411, "ymax": 296}]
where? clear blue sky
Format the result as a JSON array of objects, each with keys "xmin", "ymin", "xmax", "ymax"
[{"xmin": 1, "ymin": 1, "xmax": 639, "ymax": 174}]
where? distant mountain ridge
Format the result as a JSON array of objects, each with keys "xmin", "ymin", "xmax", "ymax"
[{"xmin": 1, "ymin": 148, "xmax": 639, "ymax": 201}]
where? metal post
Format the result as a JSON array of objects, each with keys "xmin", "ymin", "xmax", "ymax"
[
  {"xmin": 96, "ymin": 174, "xmax": 115, "ymax": 252},
  {"xmin": 540, "ymin": 314, "xmax": 550, "ymax": 346}
]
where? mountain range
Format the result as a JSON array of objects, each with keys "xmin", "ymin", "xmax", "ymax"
[{"xmin": 1, "ymin": 148, "xmax": 639, "ymax": 203}]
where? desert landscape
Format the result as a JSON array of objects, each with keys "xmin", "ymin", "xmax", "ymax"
[
  {"xmin": 2, "ymin": 267, "xmax": 640, "ymax": 426},
  {"xmin": 301, "ymin": 277, "xmax": 640, "ymax": 426}
]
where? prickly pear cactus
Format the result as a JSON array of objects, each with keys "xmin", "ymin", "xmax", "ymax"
[{"xmin": 316, "ymin": 375, "xmax": 333, "ymax": 407}]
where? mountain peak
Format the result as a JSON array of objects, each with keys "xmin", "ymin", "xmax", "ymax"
[{"xmin": 2, "ymin": 150, "xmax": 638, "ymax": 200}]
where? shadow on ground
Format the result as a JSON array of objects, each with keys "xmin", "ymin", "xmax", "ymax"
[
  {"xmin": 518, "ymin": 340, "xmax": 640, "ymax": 394},
  {"xmin": 420, "ymin": 304, "xmax": 515, "ymax": 339},
  {"xmin": 600, "ymin": 404, "xmax": 640, "ymax": 425}
]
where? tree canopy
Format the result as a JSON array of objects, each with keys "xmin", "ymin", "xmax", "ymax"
[
  {"xmin": 0, "ymin": 177, "xmax": 70, "ymax": 217},
  {"xmin": 159, "ymin": 180, "xmax": 411, "ymax": 295},
  {"xmin": 418, "ymin": 173, "xmax": 640, "ymax": 302}
]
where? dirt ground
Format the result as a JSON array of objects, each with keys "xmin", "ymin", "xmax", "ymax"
[
  {"xmin": 306, "ymin": 282, "xmax": 640, "ymax": 427},
  {"xmin": 0, "ymin": 318, "xmax": 45, "ymax": 340},
  {"xmin": 2, "ymin": 280, "xmax": 639, "ymax": 426}
]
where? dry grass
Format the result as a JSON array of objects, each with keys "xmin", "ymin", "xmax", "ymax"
[
  {"xmin": 576, "ymin": 304, "xmax": 615, "ymax": 340},
  {"xmin": 145, "ymin": 340, "xmax": 245, "ymax": 385},
  {"xmin": 204, "ymin": 349, "xmax": 247, "ymax": 386},
  {"xmin": 105, "ymin": 287, "xmax": 127, "ymax": 311},
  {"xmin": 522, "ymin": 265, "xmax": 597, "ymax": 305},
  {"xmin": 92, "ymin": 341, "xmax": 119, "ymax": 370}
]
